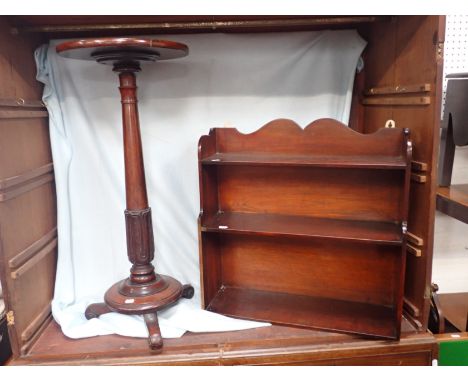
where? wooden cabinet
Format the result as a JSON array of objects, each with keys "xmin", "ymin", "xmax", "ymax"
[{"xmin": 0, "ymin": 15, "xmax": 444, "ymax": 364}]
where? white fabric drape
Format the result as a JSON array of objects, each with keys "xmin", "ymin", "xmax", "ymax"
[{"xmin": 35, "ymin": 30, "xmax": 366, "ymax": 339}]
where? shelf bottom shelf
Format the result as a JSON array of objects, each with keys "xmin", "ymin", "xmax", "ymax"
[{"xmin": 207, "ymin": 286, "xmax": 398, "ymax": 339}]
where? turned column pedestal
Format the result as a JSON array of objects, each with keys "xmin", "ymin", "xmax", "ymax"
[{"xmin": 56, "ymin": 38, "xmax": 194, "ymax": 351}]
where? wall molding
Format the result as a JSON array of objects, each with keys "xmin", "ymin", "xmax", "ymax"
[{"xmin": 0, "ymin": 163, "xmax": 54, "ymax": 202}]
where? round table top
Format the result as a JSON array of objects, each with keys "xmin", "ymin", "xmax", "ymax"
[{"xmin": 56, "ymin": 37, "xmax": 189, "ymax": 64}]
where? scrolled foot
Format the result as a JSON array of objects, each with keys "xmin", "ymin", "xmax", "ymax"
[
  {"xmin": 181, "ymin": 284, "xmax": 194, "ymax": 299},
  {"xmin": 148, "ymin": 332, "xmax": 163, "ymax": 350},
  {"xmin": 85, "ymin": 303, "xmax": 112, "ymax": 320},
  {"xmin": 144, "ymin": 312, "xmax": 163, "ymax": 351}
]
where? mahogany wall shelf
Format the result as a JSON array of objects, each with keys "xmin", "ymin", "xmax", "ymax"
[{"xmin": 198, "ymin": 119, "xmax": 412, "ymax": 340}]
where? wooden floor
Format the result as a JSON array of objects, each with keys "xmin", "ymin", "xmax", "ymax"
[
  {"xmin": 438, "ymin": 292, "xmax": 468, "ymax": 332},
  {"xmin": 437, "ymin": 184, "xmax": 468, "ymax": 207},
  {"xmin": 437, "ymin": 184, "xmax": 468, "ymax": 224},
  {"xmin": 9, "ymin": 317, "xmax": 436, "ymax": 365}
]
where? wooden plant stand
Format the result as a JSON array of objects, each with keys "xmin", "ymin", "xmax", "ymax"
[
  {"xmin": 198, "ymin": 119, "xmax": 412, "ymax": 340},
  {"xmin": 56, "ymin": 38, "xmax": 194, "ymax": 351}
]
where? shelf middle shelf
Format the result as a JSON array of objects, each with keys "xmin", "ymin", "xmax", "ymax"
[
  {"xmin": 201, "ymin": 152, "xmax": 407, "ymax": 169},
  {"xmin": 201, "ymin": 211, "xmax": 404, "ymax": 245}
]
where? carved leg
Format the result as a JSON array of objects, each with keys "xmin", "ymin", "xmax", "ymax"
[
  {"xmin": 182, "ymin": 284, "xmax": 194, "ymax": 299},
  {"xmin": 85, "ymin": 303, "xmax": 112, "ymax": 319},
  {"xmin": 144, "ymin": 312, "xmax": 163, "ymax": 351}
]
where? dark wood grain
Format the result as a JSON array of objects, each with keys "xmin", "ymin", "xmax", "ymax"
[
  {"xmin": 436, "ymin": 185, "xmax": 468, "ymax": 224},
  {"xmin": 6, "ymin": 318, "xmax": 437, "ymax": 365},
  {"xmin": 202, "ymin": 152, "xmax": 406, "ymax": 169},
  {"xmin": 56, "ymin": 38, "xmax": 193, "ymax": 350},
  {"xmin": 438, "ymin": 292, "xmax": 468, "ymax": 332},
  {"xmin": 208, "ymin": 287, "xmax": 397, "ymax": 339},
  {"xmin": 0, "ymin": 15, "xmax": 445, "ymax": 364},
  {"xmin": 362, "ymin": 16, "xmax": 445, "ymax": 331},
  {"xmin": 198, "ymin": 119, "xmax": 412, "ymax": 340},
  {"xmin": 217, "ymin": 166, "xmax": 405, "ymax": 222},
  {"xmin": 218, "ymin": 234, "xmax": 399, "ymax": 307},
  {"xmin": 212, "ymin": 119, "xmax": 406, "ymax": 158},
  {"xmin": 55, "ymin": 37, "xmax": 188, "ymax": 62},
  {"xmin": 202, "ymin": 212, "xmax": 403, "ymax": 245},
  {"xmin": 9, "ymin": 16, "xmax": 390, "ymax": 38},
  {"xmin": 0, "ymin": 16, "xmax": 56, "ymax": 359}
]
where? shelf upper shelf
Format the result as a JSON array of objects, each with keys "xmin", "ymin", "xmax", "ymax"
[
  {"xmin": 201, "ymin": 152, "xmax": 407, "ymax": 169},
  {"xmin": 201, "ymin": 211, "xmax": 404, "ymax": 245}
]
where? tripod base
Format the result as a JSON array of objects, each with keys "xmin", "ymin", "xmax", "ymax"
[{"xmin": 85, "ymin": 278, "xmax": 194, "ymax": 351}]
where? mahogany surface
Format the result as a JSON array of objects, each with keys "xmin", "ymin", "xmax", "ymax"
[
  {"xmin": 55, "ymin": 37, "xmax": 188, "ymax": 63},
  {"xmin": 437, "ymin": 185, "xmax": 468, "ymax": 207},
  {"xmin": 202, "ymin": 212, "xmax": 403, "ymax": 245},
  {"xmin": 0, "ymin": 15, "xmax": 444, "ymax": 364},
  {"xmin": 198, "ymin": 119, "xmax": 412, "ymax": 340},
  {"xmin": 55, "ymin": 38, "xmax": 192, "ymax": 351},
  {"xmin": 436, "ymin": 185, "xmax": 468, "ymax": 224},
  {"xmin": 207, "ymin": 287, "xmax": 397, "ymax": 339},
  {"xmin": 9, "ymin": 318, "xmax": 436, "ymax": 365},
  {"xmin": 438, "ymin": 292, "xmax": 468, "ymax": 332},
  {"xmin": 201, "ymin": 152, "xmax": 407, "ymax": 169}
]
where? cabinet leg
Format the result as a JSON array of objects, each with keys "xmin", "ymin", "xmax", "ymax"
[
  {"xmin": 144, "ymin": 313, "xmax": 163, "ymax": 351},
  {"xmin": 85, "ymin": 303, "xmax": 112, "ymax": 319}
]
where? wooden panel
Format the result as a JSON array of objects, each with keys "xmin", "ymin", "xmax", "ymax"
[
  {"xmin": 215, "ymin": 119, "xmax": 405, "ymax": 157},
  {"xmin": 0, "ymin": 110, "xmax": 48, "ymax": 119},
  {"xmin": 0, "ymin": 19, "xmax": 44, "ymax": 99},
  {"xmin": 365, "ymin": 83, "xmax": 432, "ymax": 95},
  {"xmin": 437, "ymin": 184, "xmax": 468, "ymax": 207},
  {"xmin": 438, "ymin": 293, "xmax": 468, "ymax": 332},
  {"xmin": 9, "ymin": 246, "xmax": 56, "ymax": 347},
  {"xmin": 0, "ymin": 183, "xmax": 57, "ymax": 356},
  {"xmin": 362, "ymin": 96, "xmax": 431, "ymax": 106},
  {"xmin": 363, "ymin": 16, "xmax": 444, "ymax": 330},
  {"xmin": 199, "ymin": 232, "xmax": 222, "ymax": 308},
  {"xmin": 202, "ymin": 152, "xmax": 407, "ymax": 169},
  {"xmin": 0, "ymin": 118, "xmax": 51, "ymax": 180},
  {"xmin": 219, "ymin": 234, "xmax": 399, "ymax": 306},
  {"xmin": 0, "ymin": 183, "xmax": 56, "ymax": 262},
  {"xmin": 199, "ymin": 119, "xmax": 411, "ymax": 340},
  {"xmin": 8, "ymin": 319, "xmax": 435, "ymax": 365},
  {"xmin": 202, "ymin": 212, "xmax": 403, "ymax": 245},
  {"xmin": 0, "ymin": 16, "xmax": 55, "ymax": 358},
  {"xmin": 8, "ymin": 16, "xmax": 390, "ymax": 38},
  {"xmin": 218, "ymin": 166, "xmax": 405, "ymax": 222},
  {"xmin": 208, "ymin": 287, "xmax": 397, "ymax": 339},
  {"xmin": 394, "ymin": 17, "xmax": 444, "ymax": 330}
]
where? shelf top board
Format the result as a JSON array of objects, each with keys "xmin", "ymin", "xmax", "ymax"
[
  {"xmin": 198, "ymin": 119, "xmax": 411, "ymax": 165},
  {"xmin": 201, "ymin": 212, "xmax": 404, "ymax": 245}
]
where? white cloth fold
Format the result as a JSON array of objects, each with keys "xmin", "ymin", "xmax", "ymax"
[{"xmin": 35, "ymin": 30, "xmax": 366, "ymax": 339}]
